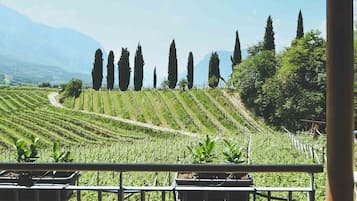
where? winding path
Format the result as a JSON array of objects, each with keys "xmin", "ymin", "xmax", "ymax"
[{"xmin": 48, "ymin": 92, "xmax": 200, "ymax": 138}]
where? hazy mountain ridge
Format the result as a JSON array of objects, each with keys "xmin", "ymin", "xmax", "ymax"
[{"xmin": 0, "ymin": 4, "xmax": 104, "ymax": 84}]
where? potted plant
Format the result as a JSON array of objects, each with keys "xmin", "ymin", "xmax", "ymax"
[
  {"xmin": 0, "ymin": 139, "xmax": 79, "ymax": 201},
  {"xmin": 175, "ymin": 136, "xmax": 253, "ymax": 201}
]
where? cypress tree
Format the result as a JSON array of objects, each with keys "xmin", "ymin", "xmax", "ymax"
[
  {"xmin": 91, "ymin": 48, "xmax": 103, "ymax": 90},
  {"xmin": 231, "ymin": 30, "xmax": 242, "ymax": 69},
  {"xmin": 168, "ymin": 40, "xmax": 178, "ymax": 89},
  {"xmin": 208, "ymin": 52, "xmax": 220, "ymax": 88},
  {"xmin": 118, "ymin": 48, "xmax": 131, "ymax": 91},
  {"xmin": 106, "ymin": 50, "xmax": 115, "ymax": 90},
  {"xmin": 134, "ymin": 44, "xmax": 144, "ymax": 91},
  {"xmin": 187, "ymin": 52, "xmax": 194, "ymax": 89},
  {"xmin": 296, "ymin": 10, "xmax": 304, "ymax": 39},
  {"xmin": 153, "ymin": 67, "xmax": 157, "ymax": 89},
  {"xmin": 263, "ymin": 16, "xmax": 275, "ymax": 51}
]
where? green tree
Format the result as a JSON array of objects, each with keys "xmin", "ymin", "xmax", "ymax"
[
  {"xmin": 247, "ymin": 41, "xmax": 264, "ymax": 57},
  {"xmin": 296, "ymin": 10, "xmax": 304, "ymax": 39},
  {"xmin": 168, "ymin": 40, "xmax": 178, "ymax": 89},
  {"xmin": 153, "ymin": 67, "xmax": 157, "ymax": 89},
  {"xmin": 134, "ymin": 44, "xmax": 144, "ymax": 91},
  {"xmin": 231, "ymin": 50, "xmax": 276, "ymax": 113},
  {"xmin": 178, "ymin": 79, "xmax": 188, "ymax": 90},
  {"xmin": 231, "ymin": 30, "xmax": 242, "ymax": 69},
  {"xmin": 263, "ymin": 16, "xmax": 275, "ymax": 51},
  {"xmin": 118, "ymin": 48, "xmax": 131, "ymax": 91},
  {"xmin": 263, "ymin": 31, "xmax": 326, "ymax": 130},
  {"xmin": 187, "ymin": 52, "xmax": 194, "ymax": 89},
  {"xmin": 106, "ymin": 50, "xmax": 115, "ymax": 90},
  {"xmin": 91, "ymin": 48, "xmax": 103, "ymax": 90},
  {"xmin": 208, "ymin": 52, "xmax": 220, "ymax": 88},
  {"xmin": 64, "ymin": 79, "xmax": 82, "ymax": 98}
]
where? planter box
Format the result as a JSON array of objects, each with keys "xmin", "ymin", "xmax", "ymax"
[
  {"xmin": 0, "ymin": 170, "xmax": 80, "ymax": 201},
  {"xmin": 175, "ymin": 172, "xmax": 253, "ymax": 201}
]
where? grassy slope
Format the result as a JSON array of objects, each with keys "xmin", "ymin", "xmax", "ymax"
[{"xmin": 0, "ymin": 87, "xmax": 328, "ymax": 201}]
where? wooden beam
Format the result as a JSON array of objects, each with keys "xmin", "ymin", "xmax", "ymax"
[{"xmin": 326, "ymin": 0, "xmax": 354, "ymax": 200}]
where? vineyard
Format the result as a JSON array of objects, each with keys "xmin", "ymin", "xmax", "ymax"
[
  {"xmin": 0, "ymin": 87, "xmax": 328, "ymax": 201},
  {"xmin": 63, "ymin": 89, "xmax": 263, "ymax": 135}
]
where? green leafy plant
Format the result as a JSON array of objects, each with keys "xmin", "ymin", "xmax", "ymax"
[
  {"xmin": 52, "ymin": 142, "xmax": 73, "ymax": 162},
  {"xmin": 13, "ymin": 136, "xmax": 40, "ymax": 163},
  {"xmin": 222, "ymin": 139, "xmax": 245, "ymax": 164},
  {"xmin": 187, "ymin": 135, "xmax": 216, "ymax": 164}
]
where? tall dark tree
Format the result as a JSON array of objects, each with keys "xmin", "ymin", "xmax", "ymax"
[
  {"xmin": 106, "ymin": 51, "xmax": 115, "ymax": 90},
  {"xmin": 168, "ymin": 40, "xmax": 178, "ymax": 89},
  {"xmin": 231, "ymin": 30, "xmax": 242, "ymax": 69},
  {"xmin": 263, "ymin": 16, "xmax": 275, "ymax": 51},
  {"xmin": 153, "ymin": 67, "xmax": 157, "ymax": 89},
  {"xmin": 296, "ymin": 10, "xmax": 304, "ymax": 39},
  {"xmin": 187, "ymin": 52, "xmax": 194, "ymax": 89},
  {"xmin": 208, "ymin": 52, "xmax": 220, "ymax": 88},
  {"xmin": 134, "ymin": 44, "xmax": 144, "ymax": 91},
  {"xmin": 91, "ymin": 48, "xmax": 103, "ymax": 90},
  {"xmin": 118, "ymin": 48, "xmax": 131, "ymax": 91}
]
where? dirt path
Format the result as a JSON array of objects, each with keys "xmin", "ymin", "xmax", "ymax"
[{"xmin": 48, "ymin": 92, "xmax": 200, "ymax": 138}]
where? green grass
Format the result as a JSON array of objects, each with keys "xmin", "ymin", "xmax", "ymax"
[{"xmin": 0, "ymin": 87, "xmax": 328, "ymax": 201}]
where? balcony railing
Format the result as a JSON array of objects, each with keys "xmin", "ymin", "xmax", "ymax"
[{"xmin": 0, "ymin": 163, "xmax": 323, "ymax": 201}]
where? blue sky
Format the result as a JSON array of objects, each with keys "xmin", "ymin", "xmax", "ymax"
[{"xmin": 0, "ymin": 0, "xmax": 333, "ymax": 77}]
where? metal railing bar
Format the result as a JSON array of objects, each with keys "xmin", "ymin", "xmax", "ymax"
[{"xmin": 0, "ymin": 163, "xmax": 323, "ymax": 173}]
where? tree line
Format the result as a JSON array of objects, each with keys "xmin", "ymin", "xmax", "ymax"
[
  {"xmin": 91, "ymin": 42, "xmax": 228, "ymax": 91},
  {"xmin": 231, "ymin": 10, "xmax": 326, "ymax": 131}
]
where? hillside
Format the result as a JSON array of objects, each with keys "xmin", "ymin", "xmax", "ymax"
[
  {"xmin": 63, "ymin": 89, "xmax": 267, "ymax": 135},
  {"xmin": 0, "ymin": 87, "xmax": 327, "ymax": 200},
  {"xmin": 0, "ymin": 4, "xmax": 104, "ymax": 84}
]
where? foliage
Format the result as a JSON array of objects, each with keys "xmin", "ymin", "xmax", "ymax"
[
  {"xmin": 106, "ymin": 50, "xmax": 115, "ymax": 90},
  {"xmin": 232, "ymin": 50, "xmax": 277, "ymax": 115},
  {"xmin": 118, "ymin": 48, "xmax": 131, "ymax": 91},
  {"xmin": 187, "ymin": 135, "xmax": 216, "ymax": 164},
  {"xmin": 160, "ymin": 79, "xmax": 169, "ymax": 90},
  {"xmin": 52, "ymin": 142, "xmax": 73, "ymax": 162},
  {"xmin": 91, "ymin": 48, "xmax": 103, "ymax": 90},
  {"xmin": 178, "ymin": 79, "xmax": 188, "ymax": 91},
  {"xmin": 153, "ymin": 67, "xmax": 157, "ymax": 89},
  {"xmin": 222, "ymin": 139, "xmax": 245, "ymax": 164},
  {"xmin": 296, "ymin": 10, "xmax": 304, "ymax": 39},
  {"xmin": 247, "ymin": 41, "xmax": 264, "ymax": 57},
  {"xmin": 13, "ymin": 137, "xmax": 40, "ymax": 162},
  {"xmin": 231, "ymin": 30, "xmax": 242, "ymax": 69},
  {"xmin": 168, "ymin": 40, "xmax": 178, "ymax": 89},
  {"xmin": 263, "ymin": 16, "xmax": 275, "ymax": 51},
  {"xmin": 63, "ymin": 79, "xmax": 82, "ymax": 98},
  {"xmin": 208, "ymin": 52, "xmax": 220, "ymax": 88},
  {"xmin": 134, "ymin": 44, "xmax": 144, "ymax": 91},
  {"xmin": 38, "ymin": 82, "xmax": 51, "ymax": 88},
  {"xmin": 262, "ymin": 31, "xmax": 326, "ymax": 130},
  {"xmin": 187, "ymin": 52, "xmax": 194, "ymax": 89}
]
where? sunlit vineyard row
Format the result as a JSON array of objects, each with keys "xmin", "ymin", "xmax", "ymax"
[{"xmin": 64, "ymin": 89, "xmax": 264, "ymax": 135}]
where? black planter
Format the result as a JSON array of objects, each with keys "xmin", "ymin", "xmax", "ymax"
[
  {"xmin": 175, "ymin": 172, "xmax": 253, "ymax": 201},
  {"xmin": 0, "ymin": 170, "xmax": 80, "ymax": 201}
]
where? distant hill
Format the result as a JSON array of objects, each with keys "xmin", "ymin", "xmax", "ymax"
[
  {"xmin": 0, "ymin": 55, "xmax": 90, "ymax": 85},
  {"xmin": 0, "ymin": 4, "xmax": 104, "ymax": 84},
  {"xmin": 178, "ymin": 49, "xmax": 247, "ymax": 87}
]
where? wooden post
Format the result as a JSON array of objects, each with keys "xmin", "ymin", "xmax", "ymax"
[{"xmin": 327, "ymin": 0, "xmax": 354, "ymax": 200}]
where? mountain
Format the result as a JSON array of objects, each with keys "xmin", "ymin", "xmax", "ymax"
[
  {"xmin": 0, "ymin": 55, "xmax": 90, "ymax": 85},
  {"xmin": 178, "ymin": 49, "xmax": 247, "ymax": 87},
  {"xmin": 0, "ymin": 4, "xmax": 104, "ymax": 84}
]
